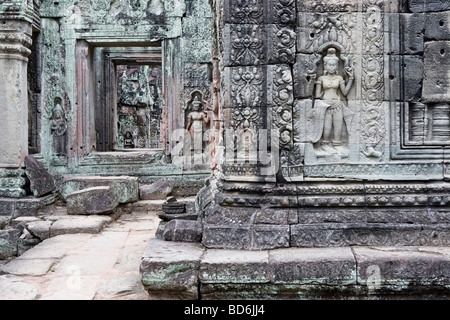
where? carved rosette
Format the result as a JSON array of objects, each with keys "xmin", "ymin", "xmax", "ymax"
[
  {"xmin": 226, "ymin": 0, "xmax": 265, "ymax": 24},
  {"xmin": 360, "ymin": 0, "xmax": 385, "ymax": 160}
]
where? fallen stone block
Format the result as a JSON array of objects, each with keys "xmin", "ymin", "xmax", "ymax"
[
  {"xmin": 163, "ymin": 219, "xmax": 202, "ymax": 243},
  {"xmin": 24, "ymin": 156, "xmax": 56, "ymax": 198},
  {"xmin": 60, "ymin": 175, "xmax": 139, "ymax": 204},
  {"xmin": 66, "ymin": 186, "xmax": 119, "ymax": 215},
  {"xmin": 0, "ymin": 195, "xmax": 55, "ymax": 218},
  {"xmin": 139, "ymin": 179, "xmax": 174, "ymax": 200},
  {"xmin": 0, "ymin": 226, "xmax": 23, "ymax": 260}
]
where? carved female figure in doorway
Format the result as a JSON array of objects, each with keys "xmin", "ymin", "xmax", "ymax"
[
  {"xmin": 309, "ymin": 48, "xmax": 354, "ymax": 159},
  {"xmin": 186, "ymin": 93, "xmax": 210, "ymax": 154},
  {"xmin": 50, "ymin": 103, "xmax": 68, "ymax": 156}
]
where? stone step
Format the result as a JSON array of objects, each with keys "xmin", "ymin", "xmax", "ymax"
[{"xmin": 140, "ymin": 238, "xmax": 450, "ymax": 300}]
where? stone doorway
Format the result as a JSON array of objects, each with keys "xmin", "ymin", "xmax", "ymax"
[{"xmin": 94, "ymin": 46, "xmax": 163, "ymax": 152}]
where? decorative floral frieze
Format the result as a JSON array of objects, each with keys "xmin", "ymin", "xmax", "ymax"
[{"xmin": 360, "ymin": 0, "xmax": 385, "ymax": 160}]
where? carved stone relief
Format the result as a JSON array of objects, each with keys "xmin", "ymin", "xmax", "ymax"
[
  {"xmin": 305, "ymin": 48, "xmax": 355, "ymax": 162},
  {"xmin": 182, "ymin": 63, "xmax": 213, "ymax": 164},
  {"xmin": 116, "ymin": 65, "xmax": 162, "ymax": 149},
  {"xmin": 184, "ymin": 90, "xmax": 211, "ymax": 162},
  {"xmin": 359, "ymin": 0, "xmax": 385, "ymax": 161},
  {"xmin": 226, "ymin": 66, "xmax": 265, "ymax": 108},
  {"xmin": 42, "ymin": 18, "xmax": 69, "ymax": 159}
]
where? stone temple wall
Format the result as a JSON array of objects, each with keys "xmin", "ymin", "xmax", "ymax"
[
  {"xmin": 2, "ymin": 0, "xmax": 450, "ymax": 250},
  {"xmin": 200, "ymin": 0, "xmax": 450, "ymax": 250},
  {"xmin": 0, "ymin": 0, "xmax": 215, "ymax": 199}
]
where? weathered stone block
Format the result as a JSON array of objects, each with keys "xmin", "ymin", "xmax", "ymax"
[
  {"xmin": 402, "ymin": 55, "xmax": 424, "ymax": 102},
  {"xmin": 267, "ymin": 25, "xmax": 296, "ymax": 64},
  {"xmin": 269, "ymin": 247, "xmax": 356, "ymax": 285},
  {"xmin": 425, "ymin": 12, "xmax": 450, "ymax": 41},
  {"xmin": 139, "ymin": 178, "xmax": 174, "ymax": 200},
  {"xmin": 140, "ymin": 238, "xmax": 204, "ymax": 299},
  {"xmin": 408, "ymin": 0, "xmax": 450, "ymax": 13},
  {"xmin": 422, "ymin": 41, "xmax": 450, "ymax": 103},
  {"xmin": 296, "ymin": 11, "xmax": 361, "ymax": 55},
  {"xmin": 252, "ymin": 225, "xmax": 290, "ymax": 249},
  {"xmin": 199, "ymin": 249, "xmax": 270, "ymax": 284},
  {"xmin": 0, "ymin": 195, "xmax": 55, "ymax": 218},
  {"xmin": 163, "ymin": 219, "xmax": 202, "ymax": 242},
  {"xmin": 203, "ymin": 204, "xmax": 255, "ymax": 226},
  {"xmin": 0, "ymin": 275, "xmax": 39, "ymax": 300},
  {"xmin": 353, "ymin": 246, "xmax": 450, "ymax": 288},
  {"xmin": 203, "ymin": 225, "xmax": 252, "ymax": 250},
  {"xmin": 182, "ymin": 17, "xmax": 212, "ymax": 63},
  {"xmin": 254, "ymin": 208, "xmax": 298, "ymax": 225},
  {"xmin": 60, "ymin": 176, "xmax": 139, "ymax": 204},
  {"xmin": 386, "ymin": 55, "xmax": 424, "ymax": 102},
  {"xmin": 400, "ymin": 13, "xmax": 426, "ymax": 54},
  {"xmin": 24, "ymin": 156, "xmax": 56, "ymax": 198},
  {"xmin": 298, "ymin": 208, "xmax": 367, "ymax": 224},
  {"xmin": 290, "ymin": 223, "xmax": 450, "ymax": 247},
  {"xmin": 0, "ymin": 227, "xmax": 21, "ymax": 259},
  {"xmin": 49, "ymin": 216, "xmax": 112, "ymax": 237},
  {"xmin": 155, "ymin": 221, "xmax": 167, "ymax": 240},
  {"xmin": 25, "ymin": 220, "xmax": 53, "ymax": 240},
  {"xmin": 66, "ymin": 186, "xmax": 119, "ymax": 215}
]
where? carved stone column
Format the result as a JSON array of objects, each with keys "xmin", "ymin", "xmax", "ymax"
[
  {"xmin": 0, "ymin": 19, "xmax": 32, "ymax": 198},
  {"xmin": 0, "ymin": 20, "xmax": 31, "ymax": 168}
]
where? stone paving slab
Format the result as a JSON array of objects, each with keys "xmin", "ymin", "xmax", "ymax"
[
  {"xmin": 0, "ymin": 258, "xmax": 57, "ymax": 276},
  {"xmin": 0, "ymin": 208, "xmax": 160, "ymax": 300},
  {"xmin": 3, "ymin": 200, "xmax": 450, "ymax": 300},
  {"xmin": 0, "ymin": 275, "xmax": 39, "ymax": 300}
]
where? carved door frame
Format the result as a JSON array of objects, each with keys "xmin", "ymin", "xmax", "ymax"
[{"xmin": 95, "ymin": 46, "xmax": 163, "ymax": 152}]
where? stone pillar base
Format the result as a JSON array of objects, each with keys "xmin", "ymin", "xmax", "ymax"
[
  {"xmin": 0, "ymin": 169, "xmax": 27, "ymax": 198},
  {"xmin": 198, "ymin": 179, "xmax": 450, "ymax": 250}
]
